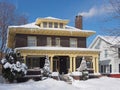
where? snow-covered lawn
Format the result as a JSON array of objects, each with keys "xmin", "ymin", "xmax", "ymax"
[{"xmin": 0, "ymin": 76, "xmax": 120, "ymax": 90}]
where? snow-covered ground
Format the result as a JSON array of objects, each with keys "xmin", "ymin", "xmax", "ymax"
[{"xmin": 0, "ymin": 76, "xmax": 120, "ymax": 90}]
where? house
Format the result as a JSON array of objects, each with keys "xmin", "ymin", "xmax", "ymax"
[
  {"xmin": 89, "ymin": 35, "xmax": 120, "ymax": 77},
  {"xmin": 7, "ymin": 15, "xmax": 100, "ymax": 75}
]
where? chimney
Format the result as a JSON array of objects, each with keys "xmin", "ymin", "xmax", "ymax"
[{"xmin": 75, "ymin": 15, "xmax": 82, "ymax": 29}]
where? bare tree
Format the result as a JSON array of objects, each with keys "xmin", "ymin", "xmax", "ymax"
[{"xmin": 0, "ymin": 1, "xmax": 28, "ymax": 58}]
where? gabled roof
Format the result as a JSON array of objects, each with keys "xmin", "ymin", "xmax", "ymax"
[{"xmin": 89, "ymin": 35, "xmax": 120, "ymax": 48}]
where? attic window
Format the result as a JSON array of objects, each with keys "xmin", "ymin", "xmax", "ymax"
[
  {"xmin": 60, "ymin": 23, "xmax": 63, "ymax": 28},
  {"xmin": 49, "ymin": 22, "xmax": 52, "ymax": 28},
  {"xmin": 43, "ymin": 22, "xmax": 47, "ymax": 28},
  {"xmin": 54, "ymin": 23, "xmax": 58, "ymax": 28}
]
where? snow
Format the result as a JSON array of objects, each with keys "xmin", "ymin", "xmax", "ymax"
[
  {"xmin": 9, "ymin": 22, "xmax": 40, "ymax": 29},
  {"xmin": 0, "ymin": 77, "xmax": 120, "ymax": 90},
  {"xmin": 71, "ymin": 72, "xmax": 82, "ymax": 76},
  {"xmin": 51, "ymin": 72, "xmax": 59, "ymax": 76},
  {"xmin": 44, "ymin": 16, "xmax": 63, "ymax": 20},
  {"xmin": 15, "ymin": 46, "xmax": 100, "ymax": 52},
  {"xmin": 89, "ymin": 35, "xmax": 120, "ymax": 48},
  {"xmin": 3, "ymin": 62, "xmax": 12, "ymax": 69}
]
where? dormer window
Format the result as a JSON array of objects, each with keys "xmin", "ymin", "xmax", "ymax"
[
  {"xmin": 49, "ymin": 22, "xmax": 52, "ymax": 28},
  {"xmin": 43, "ymin": 22, "xmax": 47, "ymax": 28},
  {"xmin": 54, "ymin": 23, "xmax": 58, "ymax": 28},
  {"xmin": 60, "ymin": 23, "xmax": 63, "ymax": 28}
]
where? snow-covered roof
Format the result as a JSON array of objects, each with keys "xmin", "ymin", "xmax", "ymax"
[
  {"xmin": 9, "ymin": 22, "xmax": 40, "ymax": 29},
  {"xmin": 44, "ymin": 16, "xmax": 63, "ymax": 20},
  {"xmin": 15, "ymin": 46, "xmax": 100, "ymax": 52},
  {"xmin": 8, "ymin": 22, "xmax": 95, "ymax": 33},
  {"xmin": 99, "ymin": 36, "xmax": 120, "ymax": 45},
  {"xmin": 89, "ymin": 35, "xmax": 120, "ymax": 48}
]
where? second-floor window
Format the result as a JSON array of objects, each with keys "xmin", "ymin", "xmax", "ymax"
[
  {"xmin": 70, "ymin": 38, "xmax": 77, "ymax": 47},
  {"xmin": 56, "ymin": 38, "xmax": 60, "ymax": 46},
  {"xmin": 47, "ymin": 37, "xmax": 52, "ymax": 46},
  {"xmin": 27, "ymin": 36, "xmax": 37, "ymax": 46},
  {"xmin": 104, "ymin": 49, "xmax": 108, "ymax": 58}
]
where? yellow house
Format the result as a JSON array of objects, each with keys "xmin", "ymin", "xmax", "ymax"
[{"xmin": 7, "ymin": 16, "xmax": 100, "ymax": 74}]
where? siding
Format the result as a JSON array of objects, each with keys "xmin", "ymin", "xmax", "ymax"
[{"xmin": 15, "ymin": 34, "xmax": 86, "ymax": 48}]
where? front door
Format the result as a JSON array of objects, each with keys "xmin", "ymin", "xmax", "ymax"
[{"xmin": 53, "ymin": 56, "xmax": 69, "ymax": 74}]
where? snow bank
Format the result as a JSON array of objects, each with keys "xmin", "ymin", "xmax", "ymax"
[
  {"xmin": 0, "ymin": 78, "xmax": 79, "ymax": 90},
  {"xmin": 72, "ymin": 76, "xmax": 120, "ymax": 90},
  {"xmin": 0, "ymin": 77, "xmax": 120, "ymax": 90}
]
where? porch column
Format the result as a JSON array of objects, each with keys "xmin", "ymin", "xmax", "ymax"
[
  {"xmin": 95, "ymin": 57, "xmax": 99, "ymax": 73},
  {"xmin": 23, "ymin": 55, "xmax": 26, "ymax": 64},
  {"xmin": 73, "ymin": 57, "xmax": 76, "ymax": 72},
  {"xmin": 92, "ymin": 56, "xmax": 99, "ymax": 73},
  {"xmin": 69, "ymin": 56, "xmax": 73, "ymax": 72},
  {"xmin": 50, "ymin": 56, "xmax": 53, "ymax": 72}
]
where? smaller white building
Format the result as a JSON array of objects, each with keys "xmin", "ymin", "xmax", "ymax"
[{"xmin": 89, "ymin": 35, "xmax": 120, "ymax": 74}]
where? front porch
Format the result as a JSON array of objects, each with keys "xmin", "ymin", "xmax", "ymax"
[{"xmin": 15, "ymin": 46, "xmax": 100, "ymax": 74}]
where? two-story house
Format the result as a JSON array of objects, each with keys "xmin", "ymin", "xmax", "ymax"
[
  {"xmin": 89, "ymin": 35, "xmax": 120, "ymax": 77},
  {"xmin": 7, "ymin": 15, "xmax": 99, "ymax": 75}
]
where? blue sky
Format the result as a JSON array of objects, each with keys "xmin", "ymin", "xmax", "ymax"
[{"xmin": 4, "ymin": 0, "xmax": 118, "ymax": 46}]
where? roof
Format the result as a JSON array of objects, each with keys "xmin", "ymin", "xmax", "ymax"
[
  {"xmin": 8, "ymin": 22, "xmax": 95, "ymax": 33},
  {"xmin": 89, "ymin": 35, "xmax": 120, "ymax": 48},
  {"xmin": 15, "ymin": 46, "xmax": 100, "ymax": 52}
]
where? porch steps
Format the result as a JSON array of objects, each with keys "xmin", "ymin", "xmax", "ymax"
[{"xmin": 60, "ymin": 74, "xmax": 73, "ymax": 84}]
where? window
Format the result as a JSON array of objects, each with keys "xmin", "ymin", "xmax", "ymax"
[
  {"xmin": 101, "ymin": 65, "xmax": 103, "ymax": 73},
  {"xmin": 118, "ymin": 48, "xmax": 120, "ymax": 58},
  {"xmin": 43, "ymin": 22, "xmax": 47, "ymax": 28},
  {"xmin": 27, "ymin": 36, "xmax": 37, "ymax": 46},
  {"xmin": 54, "ymin": 23, "xmax": 58, "ymax": 28},
  {"xmin": 49, "ymin": 22, "xmax": 52, "ymax": 28},
  {"xmin": 104, "ymin": 49, "xmax": 108, "ymax": 58},
  {"xmin": 60, "ymin": 23, "xmax": 63, "ymax": 28},
  {"xmin": 55, "ymin": 38, "xmax": 60, "ymax": 46},
  {"xmin": 110, "ymin": 64, "xmax": 112, "ymax": 73},
  {"xmin": 47, "ymin": 37, "xmax": 52, "ymax": 46},
  {"xmin": 70, "ymin": 38, "xmax": 77, "ymax": 47}
]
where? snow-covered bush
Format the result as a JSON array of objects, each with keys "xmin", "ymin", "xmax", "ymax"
[
  {"xmin": 1, "ymin": 51, "xmax": 27, "ymax": 82},
  {"xmin": 42, "ymin": 56, "xmax": 51, "ymax": 77}
]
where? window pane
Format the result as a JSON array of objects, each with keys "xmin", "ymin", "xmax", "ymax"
[
  {"xmin": 43, "ymin": 22, "xmax": 47, "ymax": 28},
  {"xmin": 54, "ymin": 23, "xmax": 58, "ymax": 28},
  {"xmin": 118, "ymin": 48, "xmax": 120, "ymax": 58},
  {"xmin": 47, "ymin": 37, "xmax": 52, "ymax": 46},
  {"xmin": 70, "ymin": 38, "xmax": 77, "ymax": 47},
  {"xmin": 27, "ymin": 36, "xmax": 37, "ymax": 46},
  {"xmin": 56, "ymin": 38, "xmax": 60, "ymax": 46},
  {"xmin": 49, "ymin": 22, "xmax": 52, "ymax": 28},
  {"xmin": 60, "ymin": 23, "xmax": 63, "ymax": 28}
]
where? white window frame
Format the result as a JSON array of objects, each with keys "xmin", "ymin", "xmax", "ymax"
[
  {"xmin": 70, "ymin": 38, "xmax": 77, "ymax": 47},
  {"xmin": 27, "ymin": 36, "xmax": 37, "ymax": 47},
  {"xmin": 56, "ymin": 37, "xmax": 60, "ymax": 46},
  {"xmin": 47, "ymin": 37, "xmax": 52, "ymax": 46}
]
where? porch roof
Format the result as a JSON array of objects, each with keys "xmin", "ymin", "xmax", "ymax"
[{"xmin": 15, "ymin": 46, "xmax": 100, "ymax": 54}]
